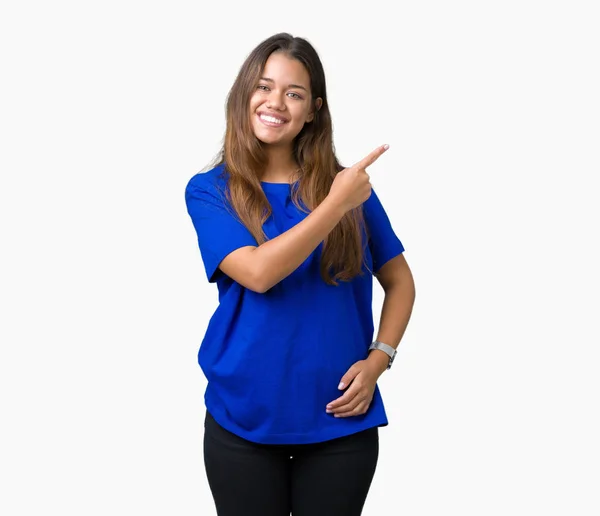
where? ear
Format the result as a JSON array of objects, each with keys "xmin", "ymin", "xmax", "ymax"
[{"xmin": 306, "ymin": 97, "xmax": 323, "ymax": 123}]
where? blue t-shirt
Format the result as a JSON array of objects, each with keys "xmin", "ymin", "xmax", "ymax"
[{"xmin": 185, "ymin": 163, "xmax": 405, "ymax": 445}]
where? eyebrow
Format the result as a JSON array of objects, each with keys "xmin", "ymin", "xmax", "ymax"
[{"xmin": 259, "ymin": 77, "xmax": 308, "ymax": 92}]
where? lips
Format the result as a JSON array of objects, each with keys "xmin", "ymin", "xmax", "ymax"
[{"xmin": 257, "ymin": 112, "xmax": 289, "ymax": 124}]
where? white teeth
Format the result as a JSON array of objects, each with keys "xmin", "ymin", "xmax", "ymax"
[{"xmin": 260, "ymin": 114, "xmax": 285, "ymax": 124}]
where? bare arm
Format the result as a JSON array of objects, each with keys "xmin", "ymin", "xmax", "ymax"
[
  {"xmin": 367, "ymin": 254, "xmax": 416, "ymax": 373},
  {"xmin": 219, "ymin": 144, "xmax": 390, "ymax": 293},
  {"xmin": 219, "ymin": 196, "xmax": 345, "ymax": 293}
]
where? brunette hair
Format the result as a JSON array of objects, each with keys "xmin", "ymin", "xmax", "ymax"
[{"xmin": 205, "ymin": 32, "xmax": 369, "ymax": 285}]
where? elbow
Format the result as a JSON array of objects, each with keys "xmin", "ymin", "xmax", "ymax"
[
  {"xmin": 237, "ymin": 271, "xmax": 268, "ymax": 294},
  {"xmin": 247, "ymin": 278, "xmax": 268, "ymax": 294},
  {"xmin": 249, "ymin": 263, "xmax": 274, "ymax": 294},
  {"xmin": 218, "ymin": 247, "xmax": 272, "ymax": 293},
  {"xmin": 253, "ymin": 284, "xmax": 270, "ymax": 294}
]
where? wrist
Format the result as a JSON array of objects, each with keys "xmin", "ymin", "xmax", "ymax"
[
  {"xmin": 367, "ymin": 349, "xmax": 390, "ymax": 375},
  {"xmin": 322, "ymin": 194, "xmax": 348, "ymax": 218}
]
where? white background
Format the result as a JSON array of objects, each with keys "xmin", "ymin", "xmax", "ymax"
[{"xmin": 1, "ymin": 1, "xmax": 599, "ymax": 514}]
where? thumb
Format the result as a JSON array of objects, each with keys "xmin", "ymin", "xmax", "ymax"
[{"xmin": 338, "ymin": 363, "xmax": 361, "ymax": 390}]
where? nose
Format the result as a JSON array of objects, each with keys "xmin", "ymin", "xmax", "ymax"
[{"xmin": 266, "ymin": 90, "xmax": 285, "ymax": 111}]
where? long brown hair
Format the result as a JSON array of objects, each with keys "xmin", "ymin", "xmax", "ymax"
[{"xmin": 205, "ymin": 32, "xmax": 369, "ymax": 286}]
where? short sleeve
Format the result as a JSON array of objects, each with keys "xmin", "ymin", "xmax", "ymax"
[
  {"xmin": 185, "ymin": 174, "xmax": 258, "ymax": 283},
  {"xmin": 363, "ymin": 187, "xmax": 405, "ymax": 274}
]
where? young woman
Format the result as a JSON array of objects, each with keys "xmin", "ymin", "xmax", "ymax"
[{"xmin": 185, "ymin": 32, "xmax": 415, "ymax": 516}]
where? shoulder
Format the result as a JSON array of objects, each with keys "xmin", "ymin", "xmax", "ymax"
[
  {"xmin": 185, "ymin": 164, "xmax": 232, "ymax": 208},
  {"xmin": 362, "ymin": 186, "xmax": 396, "ymax": 232},
  {"xmin": 362, "ymin": 186, "xmax": 383, "ymax": 214},
  {"xmin": 185, "ymin": 163, "xmax": 229, "ymax": 194}
]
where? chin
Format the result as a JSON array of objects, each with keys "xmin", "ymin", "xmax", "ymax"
[
  {"xmin": 255, "ymin": 134, "xmax": 279, "ymax": 145},
  {"xmin": 253, "ymin": 129, "xmax": 284, "ymax": 146}
]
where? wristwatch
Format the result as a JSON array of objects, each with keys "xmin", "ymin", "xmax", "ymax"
[{"xmin": 368, "ymin": 340, "xmax": 397, "ymax": 370}]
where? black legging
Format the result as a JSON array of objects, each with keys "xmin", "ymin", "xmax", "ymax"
[{"xmin": 203, "ymin": 410, "xmax": 379, "ymax": 516}]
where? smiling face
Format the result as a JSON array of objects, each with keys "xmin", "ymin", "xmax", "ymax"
[{"xmin": 249, "ymin": 52, "xmax": 321, "ymax": 148}]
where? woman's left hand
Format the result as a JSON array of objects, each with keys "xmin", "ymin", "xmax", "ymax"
[{"xmin": 325, "ymin": 357, "xmax": 386, "ymax": 418}]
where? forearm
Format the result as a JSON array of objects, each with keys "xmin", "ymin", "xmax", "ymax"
[
  {"xmin": 251, "ymin": 196, "xmax": 345, "ymax": 291},
  {"xmin": 367, "ymin": 279, "xmax": 416, "ymax": 373}
]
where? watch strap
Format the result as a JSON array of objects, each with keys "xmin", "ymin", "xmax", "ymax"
[{"xmin": 369, "ymin": 340, "xmax": 397, "ymax": 370}]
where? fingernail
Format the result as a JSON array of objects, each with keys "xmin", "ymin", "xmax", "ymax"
[
  {"xmin": 383, "ymin": 144, "xmax": 389, "ymax": 150},
  {"xmin": 338, "ymin": 382, "xmax": 345, "ymax": 389}
]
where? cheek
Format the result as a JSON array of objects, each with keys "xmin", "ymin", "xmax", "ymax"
[
  {"xmin": 295, "ymin": 107, "xmax": 311, "ymax": 126},
  {"xmin": 249, "ymin": 93, "xmax": 263, "ymax": 112},
  {"xmin": 288, "ymin": 103, "xmax": 307, "ymax": 120}
]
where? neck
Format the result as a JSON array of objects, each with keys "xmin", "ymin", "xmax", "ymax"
[{"xmin": 261, "ymin": 144, "xmax": 297, "ymax": 183}]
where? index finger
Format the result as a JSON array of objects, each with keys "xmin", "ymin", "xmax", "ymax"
[
  {"xmin": 326, "ymin": 384, "xmax": 360, "ymax": 409},
  {"xmin": 355, "ymin": 144, "xmax": 389, "ymax": 169}
]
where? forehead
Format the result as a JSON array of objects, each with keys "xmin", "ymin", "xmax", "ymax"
[{"xmin": 261, "ymin": 52, "xmax": 310, "ymax": 88}]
